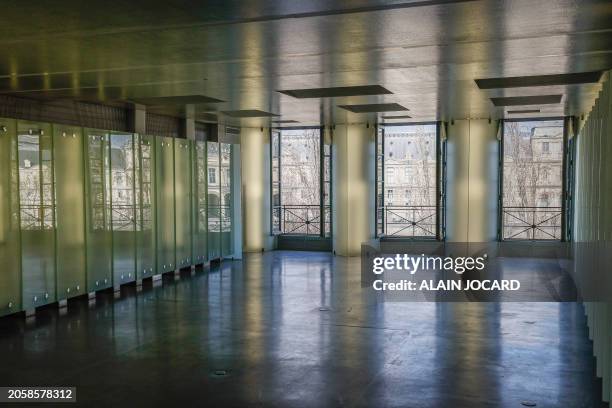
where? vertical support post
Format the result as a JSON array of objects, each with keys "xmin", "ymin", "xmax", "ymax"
[{"xmin": 332, "ymin": 123, "xmax": 376, "ymax": 256}]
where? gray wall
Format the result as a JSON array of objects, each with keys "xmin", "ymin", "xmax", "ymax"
[{"xmin": 573, "ymin": 71, "xmax": 612, "ymax": 402}]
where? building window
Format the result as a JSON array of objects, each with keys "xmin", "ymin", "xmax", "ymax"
[
  {"xmin": 502, "ymin": 119, "xmax": 564, "ymax": 240},
  {"xmin": 208, "ymin": 168, "xmax": 216, "ymax": 184},
  {"xmin": 376, "ymin": 124, "xmax": 441, "ymax": 238},
  {"xmin": 270, "ymin": 127, "xmax": 331, "ymax": 236}
]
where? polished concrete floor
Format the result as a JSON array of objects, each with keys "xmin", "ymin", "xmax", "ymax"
[{"xmin": 0, "ymin": 251, "xmax": 605, "ymax": 407}]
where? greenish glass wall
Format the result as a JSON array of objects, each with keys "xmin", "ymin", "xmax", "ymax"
[
  {"xmin": 110, "ymin": 132, "xmax": 137, "ymax": 286},
  {"xmin": 193, "ymin": 141, "xmax": 208, "ymax": 263},
  {"xmin": 17, "ymin": 121, "xmax": 56, "ymax": 310},
  {"xmin": 54, "ymin": 125, "xmax": 87, "ymax": 300},
  {"xmin": 175, "ymin": 139, "xmax": 193, "ymax": 268},
  {"xmin": 156, "ymin": 136, "xmax": 176, "ymax": 273},
  {"xmin": 207, "ymin": 142, "xmax": 221, "ymax": 259},
  {"xmin": 0, "ymin": 118, "xmax": 21, "ymax": 316},
  {"xmin": 84, "ymin": 129, "xmax": 113, "ymax": 292},
  {"xmin": 135, "ymin": 134, "xmax": 156, "ymax": 280},
  {"xmin": 220, "ymin": 143, "xmax": 234, "ymax": 257},
  {"xmin": 0, "ymin": 118, "xmax": 238, "ymax": 317}
]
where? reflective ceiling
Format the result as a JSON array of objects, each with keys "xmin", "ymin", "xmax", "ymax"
[{"xmin": 1, "ymin": 0, "xmax": 611, "ymax": 126}]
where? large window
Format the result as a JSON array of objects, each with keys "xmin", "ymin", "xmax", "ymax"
[
  {"xmin": 271, "ymin": 127, "xmax": 331, "ymax": 236},
  {"xmin": 502, "ymin": 119, "xmax": 565, "ymax": 240},
  {"xmin": 376, "ymin": 124, "xmax": 442, "ymax": 238}
]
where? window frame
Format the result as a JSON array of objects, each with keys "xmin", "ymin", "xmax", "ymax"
[
  {"xmin": 499, "ymin": 117, "xmax": 570, "ymax": 242},
  {"xmin": 270, "ymin": 126, "xmax": 331, "ymax": 237},
  {"xmin": 375, "ymin": 121, "xmax": 444, "ymax": 240}
]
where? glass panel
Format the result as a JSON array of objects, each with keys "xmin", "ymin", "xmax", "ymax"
[
  {"xmin": 380, "ymin": 124, "xmax": 437, "ymax": 238},
  {"xmin": 279, "ymin": 128, "xmax": 321, "ymax": 235},
  {"xmin": 136, "ymin": 134, "xmax": 156, "ymax": 280},
  {"xmin": 155, "ymin": 136, "xmax": 176, "ymax": 272},
  {"xmin": 110, "ymin": 132, "xmax": 136, "ymax": 285},
  {"xmin": 207, "ymin": 141, "xmax": 221, "ymax": 259},
  {"xmin": 376, "ymin": 126, "xmax": 385, "ymax": 237},
  {"xmin": 54, "ymin": 125, "xmax": 87, "ymax": 299},
  {"xmin": 85, "ymin": 129, "xmax": 112, "ymax": 291},
  {"xmin": 503, "ymin": 119, "xmax": 564, "ymax": 240},
  {"xmin": 220, "ymin": 143, "xmax": 233, "ymax": 257},
  {"xmin": 175, "ymin": 139, "xmax": 192, "ymax": 268},
  {"xmin": 193, "ymin": 141, "xmax": 207, "ymax": 263},
  {"xmin": 271, "ymin": 130, "xmax": 281, "ymax": 234},
  {"xmin": 323, "ymin": 138, "xmax": 331, "ymax": 237},
  {"xmin": 17, "ymin": 121, "xmax": 56, "ymax": 309},
  {"xmin": 0, "ymin": 118, "xmax": 21, "ymax": 315}
]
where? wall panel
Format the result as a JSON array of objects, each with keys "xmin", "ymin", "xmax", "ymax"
[
  {"xmin": 0, "ymin": 117, "xmax": 241, "ymax": 318},
  {"xmin": 573, "ymin": 71, "xmax": 612, "ymax": 402},
  {"xmin": 136, "ymin": 134, "xmax": 156, "ymax": 280},
  {"xmin": 0, "ymin": 118, "xmax": 21, "ymax": 316},
  {"xmin": 220, "ymin": 143, "xmax": 233, "ymax": 257},
  {"xmin": 192, "ymin": 141, "xmax": 208, "ymax": 263},
  {"xmin": 17, "ymin": 121, "xmax": 56, "ymax": 310},
  {"xmin": 207, "ymin": 142, "xmax": 221, "ymax": 260},
  {"xmin": 54, "ymin": 124, "xmax": 86, "ymax": 300},
  {"xmin": 175, "ymin": 139, "xmax": 193, "ymax": 268},
  {"xmin": 156, "ymin": 136, "xmax": 176, "ymax": 273},
  {"xmin": 110, "ymin": 132, "xmax": 136, "ymax": 286},
  {"xmin": 84, "ymin": 129, "xmax": 113, "ymax": 291}
]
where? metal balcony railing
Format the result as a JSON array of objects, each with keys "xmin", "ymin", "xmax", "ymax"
[
  {"xmin": 502, "ymin": 206, "xmax": 562, "ymax": 240},
  {"xmin": 19, "ymin": 204, "xmax": 55, "ymax": 230},
  {"xmin": 381, "ymin": 205, "xmax": 437, "ymax": 237},
  {"xmin": 273, "ymin": 205, "xmax": 331, "ymax": 236}
]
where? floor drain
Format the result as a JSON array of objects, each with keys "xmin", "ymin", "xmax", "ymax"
[
  {"xmin": 319, "ymin": 307, "xmax": 330, "ymax": 312},
  {"xmin": 521, "ymin": 401, "xmax": 537, "ymax": 407},
  {"xmin": 213, "ymin": 370, "xmax": 228, "ymax": 377}
]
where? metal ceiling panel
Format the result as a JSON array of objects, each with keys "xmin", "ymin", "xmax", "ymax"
[
  {"xmin": 338, "ymin": 103, "xmax": 408, "ymax": 113},
  {"xmin": 490, "ymin": 95, "xmax": 562, "ymax": 107},
  {"xmin": 131, "ymin": 95, "xmax": 225, "ymax": 105},
  {"xmin": 381, "ymin": 114, "xmax": 412, "ymax": 119},
  {"xmin": 507, "ymin": 109, "xmax": 541, "ymax": 114},
  {"xmin": 222, "ymin": 109, "xmax": 279, "ymax": 117},
  {"xmin": 279, "ymin": 85, "xmax": 392, "ymax": 98},
  {"xmin": 475, "ymin": 71, "xmax": 604, "ymax": 89},
  {"xmin": 1, "ymin": 0, "xmax": 611, "ymax": 125}
]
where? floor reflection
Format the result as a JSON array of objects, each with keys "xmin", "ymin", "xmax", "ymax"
[{"xmin": 0, "ymin": 251, "xmax": 604, "ymax": 407}]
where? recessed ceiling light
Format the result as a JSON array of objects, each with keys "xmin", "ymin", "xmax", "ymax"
[
  {"xmin": 490, "ymin": 95, "xmax": 562, "ymax": 107},
  {"xmin": 338, "ymin": 103, "xmax": 408, "ymax": 113},
  {"xmin": 132, "ymin": 95, "xmax": 224, "ymax": 105},
  {"xmin": 271, "ymin": 120, "xmax": 300, "ymax": 124},
  {"xmin": 222, "ymin": 109, "xmax": 279, "ymax": 118},
  {"xmin": 279, "ymin": 85, "xmax": 392, "ymax": 98},
  {"xmin": 507, "ymin": 109, "xmax": 541, "ymax": 114},
  {"xmin": 381, "ymin": 115, "xmax": 412, "ymax": 119},
  {"xmin": 475, "ymin": 71, "xmax": 603, "ymax": 89}
]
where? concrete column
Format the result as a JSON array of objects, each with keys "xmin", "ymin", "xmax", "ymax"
[
  {"xmin": 131, "ymin": 103, "xmax": 146, "ymax": 134},
  {"xmin": 332, "ymin": 123, "xmax": 376, "ymax": 256},
  {"xmin": 183, "ymin": 104, "xmax": 195, "ymax": 141},
  {"xmin": 445, "ymin": 119, "xmax": 499, "ymax": 242},
  {"xmin": 240, "ymin": 127, "xmax": 274, "ymax": 252}
]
